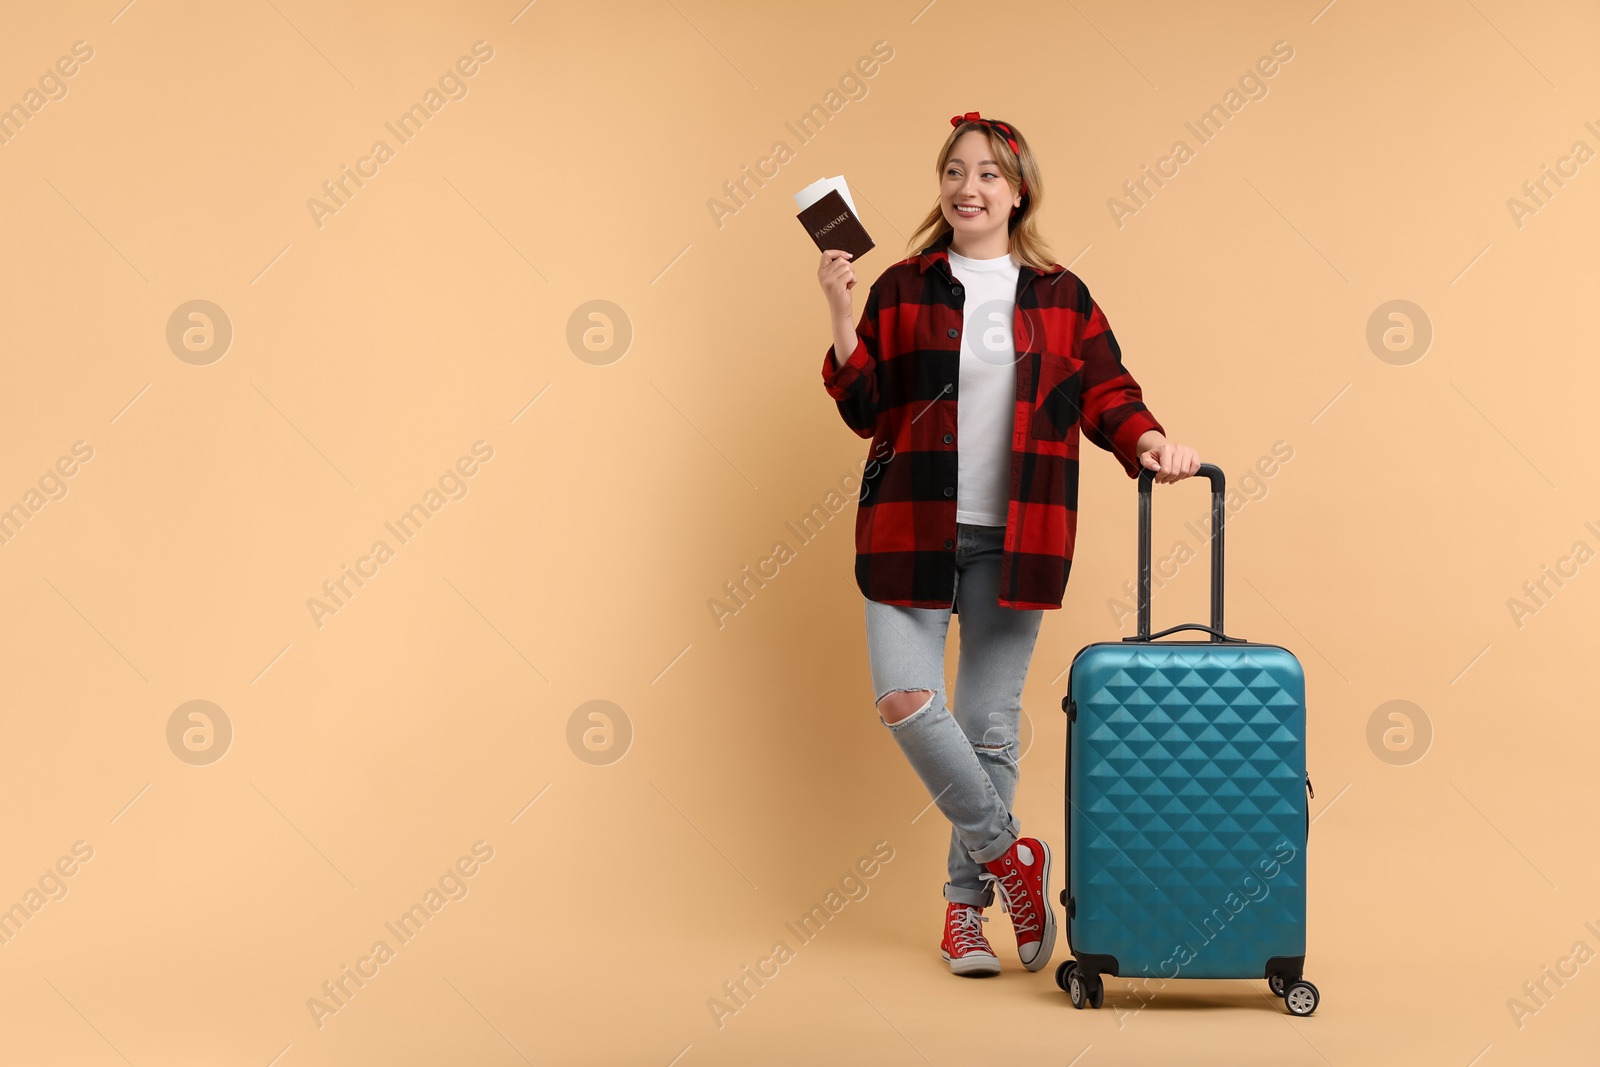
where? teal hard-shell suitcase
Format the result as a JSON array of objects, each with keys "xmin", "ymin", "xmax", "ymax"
[{"xmin": 1055, "ymin": 465, "xmax": 1319, "ymax": 1016}]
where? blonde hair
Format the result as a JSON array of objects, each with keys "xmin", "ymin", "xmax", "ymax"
[{"xmin": 905, "ymin": 115, "xmax": 1055, "ymax": 272}]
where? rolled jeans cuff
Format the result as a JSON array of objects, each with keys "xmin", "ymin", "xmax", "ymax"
[
  {"xmin": 967, "ymin": 812, "xmax": 1021, "ymax": 865},
  {"xmin": 943, "ymin": 881, "xmax": 996, "ymax": 907}
]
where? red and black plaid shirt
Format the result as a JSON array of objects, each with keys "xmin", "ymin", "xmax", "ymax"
[{"xmin": 820, "ymin": 230, "xmax": 1164, "ymax": 611}]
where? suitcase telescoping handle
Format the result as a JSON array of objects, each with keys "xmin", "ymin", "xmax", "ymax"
[{"xmin": 1125, "ymin": 462, "xmax": 1244, "ymax": 644}]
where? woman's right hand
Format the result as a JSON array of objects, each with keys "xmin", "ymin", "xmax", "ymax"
[{"xmin": 818, "ymin": 249, "xmax": 856, "ymax": 321}]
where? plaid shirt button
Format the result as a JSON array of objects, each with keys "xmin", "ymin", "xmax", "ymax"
[
  {"xmin": 943, "ymin": 433, "xmax": 953, "ymax": 443},
  {"xmin": 943, "ymin": 487, "xmax": 954, "ymax": 497},
  {"xmin": 947, "ymin": 327, "xmax": 958, "ymax": 338}
]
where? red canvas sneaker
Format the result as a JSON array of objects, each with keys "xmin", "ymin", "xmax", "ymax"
[
  {"xmin": 940, "ymin": 901, "xmax": 1001, "ymax": 977},
  {"xmin": 981, "ymin": 837, "xmax": 1056, "ymax": 971}
]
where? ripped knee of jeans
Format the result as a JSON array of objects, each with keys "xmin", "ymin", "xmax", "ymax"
[
  {"xmin": 972, "ymin": 736, "xmax": 1016, "ymax": 765},
  {"xmin": 876, "ymin": 687, "xmax": 936, "ymax": 727}
]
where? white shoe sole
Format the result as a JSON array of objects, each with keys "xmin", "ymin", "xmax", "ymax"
[{"xmin": 941, "ymin": 948, "xmax": 1001, "ymax": 977}]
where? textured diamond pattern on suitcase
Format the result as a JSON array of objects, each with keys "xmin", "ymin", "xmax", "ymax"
[{"xmin": 1068, "ymin": 643, "xmax": 1307, "ymax": 979}]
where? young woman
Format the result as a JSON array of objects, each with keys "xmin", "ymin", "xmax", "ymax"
[{"xmin": 817, "ymin": 111, "xmax": 1201, "ymax": 977}]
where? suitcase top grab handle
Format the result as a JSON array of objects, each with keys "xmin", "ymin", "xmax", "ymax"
[{"xmin": 1126, "ymin": 462, "xmax": 1245, "ymax": 644}]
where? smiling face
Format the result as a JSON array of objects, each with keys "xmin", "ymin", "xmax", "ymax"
[{"xmin": 940, "ymin": 129, "xmax": 1022, "ymax": 244}]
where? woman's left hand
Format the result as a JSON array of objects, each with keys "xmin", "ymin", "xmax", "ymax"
[{"xmin": 1136, "ymin": 432, "xmax": 1201, "ymax": 484}]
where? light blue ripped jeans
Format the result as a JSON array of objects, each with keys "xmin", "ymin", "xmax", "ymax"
[{"xmin": 864, "ymin": 521, "xmax": 1045, "ymax": 908}]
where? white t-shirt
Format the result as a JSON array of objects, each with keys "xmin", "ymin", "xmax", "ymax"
[{"xmin": 947, "ymin": 248, "xmax": 1021, "ymax": 527}]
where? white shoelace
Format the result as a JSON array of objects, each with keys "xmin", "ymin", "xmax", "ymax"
[
  {"xmin": 948, "ymin": 905, "xmax": 992, "ymax": 953},
  {"xmin": 982, "ymin": 871, "xmax": 1039, "ymax": 935}
]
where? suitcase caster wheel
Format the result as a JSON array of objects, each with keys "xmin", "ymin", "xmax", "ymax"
[
  {"xmin": 1268, "ymin": 974, "xmax": 1287, "ymax": 998},
  {"xmin": 1283, "ymin": 979, "xmax": 1319, "ymax": 1016},
  {"xmin": 1055, "ymin": 960, "xmax": 1076, "ymax": 993},
  {"xmin": 1067, "ymin": 967, "xmax": 1087, "ymax": 1009},
  {"xmin": 1068, "ymin": 967, "xmax": 1104, "ymax": 1009}
]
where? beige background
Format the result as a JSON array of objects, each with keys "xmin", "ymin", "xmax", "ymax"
[{"xmin": 0, "ymin": 0, "xmax": 1595, "ymax": 1063}]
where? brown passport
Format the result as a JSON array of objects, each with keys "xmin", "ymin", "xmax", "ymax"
[{"xmin": 797, "ymin": 189, "xmax": 874, "ymax": 260}]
